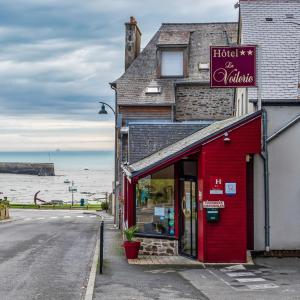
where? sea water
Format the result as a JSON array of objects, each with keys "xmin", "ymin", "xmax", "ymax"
[{"xmin": 0, "ymin": 151, "xmax": 114, "ymax": 204}]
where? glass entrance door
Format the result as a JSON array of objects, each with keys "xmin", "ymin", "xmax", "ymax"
[{"xmin": 180, "ymin": 179, "xmax": 197, "ymax": 258}]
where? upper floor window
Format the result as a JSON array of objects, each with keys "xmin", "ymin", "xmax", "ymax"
[{"xmin": 161, "ymin": 50, "xmax": 184, "ymax": 77}]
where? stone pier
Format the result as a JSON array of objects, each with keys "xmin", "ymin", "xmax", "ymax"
[{"xmin": 0, "ymin": 162, "xmax": 55, "ymax": 176}]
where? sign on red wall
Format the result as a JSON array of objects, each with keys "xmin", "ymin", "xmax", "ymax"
[
  {"xmin": 209, "ymin": 176, "xmax": 223, "ymax": 195},
  {"xmin": 210, "ymin": 46, "xmax": 256, "ymax": 88}
]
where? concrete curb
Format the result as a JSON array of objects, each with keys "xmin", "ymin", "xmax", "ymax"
[{"xmin": 84, "ymin": 233, "xmax": 100, "ymax": 300}]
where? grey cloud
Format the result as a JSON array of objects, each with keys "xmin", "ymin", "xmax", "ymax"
[{"xmin": 0, "ymin": 0, "xmax": 236, "ymax": 150}]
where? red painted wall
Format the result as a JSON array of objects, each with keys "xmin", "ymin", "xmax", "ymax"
[
  {"xmin": 127, "ymin": 180, "xmax": 135, "ymax": 228},
  {"xmin": 198, "ymin": 116, "xmax": 261, "ymax": 262},
  {"xmin": 123, "ymin": 175, "xmax": 128, "ymax": 224}
]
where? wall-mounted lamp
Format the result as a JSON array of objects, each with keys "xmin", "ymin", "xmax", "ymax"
[{"xmin": 223, "ymin": 132, "xmax": 231, "ymax": 143}]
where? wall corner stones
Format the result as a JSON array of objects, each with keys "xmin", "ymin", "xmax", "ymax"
[{"xmin": 136, "ymin": 237, "xmax": 178, "ymax": 256}]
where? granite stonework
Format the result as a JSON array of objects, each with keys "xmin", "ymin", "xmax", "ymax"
[
  {"xmin": 136, "ymin": 237, "xmax": 178, "ymax": 256},
  {"xmin": 175, "ymin": 85, "xmax": 234, "ymax": 121}
]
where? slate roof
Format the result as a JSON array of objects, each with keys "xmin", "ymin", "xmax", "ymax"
[
  {"xmin": 240, "ymin": 0, "xmax": 300, "ymax": 101},
  {"xmin": 123, "ymin": 111, "xmax": 261, "ymax": 177},
  {"xmin": 116, "ymin": 22, "xmax": 238, "ymax": 106},
  {"xmin": 128, "ymin": 122, "xmax": 211, "ymax": 164}
]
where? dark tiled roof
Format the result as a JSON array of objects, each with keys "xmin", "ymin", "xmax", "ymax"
[
  {"xmin": 123, "ymin": 111, "xmax": 261, "ymax": 177},
  {"xmin": 128, "ymin": 122, "xmax": 211, "ymax": 164},
  {"xmin": 116, "ymin": 22, "xmax": 238, "ymax": 106}
]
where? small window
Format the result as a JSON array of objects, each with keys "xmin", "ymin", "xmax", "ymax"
[
  {"xmin": 285, "ymin": 14, "xmax": 294, "ymax": 19},
  {"xmin": 161, "ymin": 50, "xmax": 184, "ymax": 77},
  {"xmin": 198, "ymin": 63, "xmax": 209, "ymax": 71},
  {"xmin": 145, "ymin": 86, "xmax": 162, "ymax": 94}
]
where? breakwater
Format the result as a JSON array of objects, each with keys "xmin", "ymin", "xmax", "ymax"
[{"xmin": 0, "ymin": 162, "xmax": 55, "ymax": 176}]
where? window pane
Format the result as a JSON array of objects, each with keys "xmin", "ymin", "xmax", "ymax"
[
  {"xmin": 161, "ymin": 51, "xmax": 183, "ymax": 76},
  {"xmin": 135, "ymin": 165, "xmax": 175, "ymax": 236}
]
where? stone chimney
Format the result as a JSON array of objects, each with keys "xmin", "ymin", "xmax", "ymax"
[{"xmin": 125, "ymin": 16, "xmax": 142, "ymax": 70}]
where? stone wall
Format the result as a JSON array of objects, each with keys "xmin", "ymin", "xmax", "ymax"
[
  {"xmin": 0, "ymin": 162, "xmax": 55, "ymax": 176},
  {"xmin": 175, "ymin": 85, "xmax": 234, "ymax": 121},
  {"xmin": 136, "ymin": 237, "xmax": 178, "ymax": 256}
]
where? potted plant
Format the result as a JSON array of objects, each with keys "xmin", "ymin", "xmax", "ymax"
[{"xmin": 123, "ymin": 226, "xmax": 141, "ymax": 259}]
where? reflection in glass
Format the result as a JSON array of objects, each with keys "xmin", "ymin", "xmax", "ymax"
[{"xmin": 135, "ymin": 165, "xmax": 175, "ymax": 236}]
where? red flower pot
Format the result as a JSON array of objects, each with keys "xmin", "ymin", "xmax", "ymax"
[{"xmin": 123, "ymin": 241, "xmax": 141, "ymax": 259}]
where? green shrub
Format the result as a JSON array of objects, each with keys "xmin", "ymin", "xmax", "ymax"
[{"xmin": 101, "ymin": 202, "xmax": 109, "ymax": 211}]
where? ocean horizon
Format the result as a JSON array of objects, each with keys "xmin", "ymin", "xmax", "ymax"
[{"xmin": 0, "ymin": 151, "xmax": 114, "ymax": 204}]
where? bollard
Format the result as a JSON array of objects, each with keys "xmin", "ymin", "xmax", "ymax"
[{"xmin": 99, "ymin": 220, "xmax": 104, "ymax": 274}]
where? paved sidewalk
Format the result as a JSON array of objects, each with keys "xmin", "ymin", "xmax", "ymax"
[
  {"xmin": 128, "ymin": 255, "xmax": 203, "ymax": 266},
  {"xmin": 93, "ymin": 215, "xmax": 208, "ymax": 300}
]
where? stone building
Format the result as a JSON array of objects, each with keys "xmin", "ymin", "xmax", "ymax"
[
  {"xmin": 111, "ymin": 17, "xmax": 238, "ymax": 227},
  {"xmin": 236, "ymin": 0, "xmax": 300, "ymax": 252}
]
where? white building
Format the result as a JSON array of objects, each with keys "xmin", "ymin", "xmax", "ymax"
[{"xmin": 237, "ymin": 0, "xmax": 300, "ymax": 251}]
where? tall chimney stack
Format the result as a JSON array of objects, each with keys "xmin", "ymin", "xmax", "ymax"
[{"xmin": 125, "ymin": 16, "xmax": 142, "ymax": 70}]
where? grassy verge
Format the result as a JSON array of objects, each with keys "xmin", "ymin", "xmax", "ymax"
[{"xmin": 9, "ymin": 203, "xmax": 102, "ymax": 210}]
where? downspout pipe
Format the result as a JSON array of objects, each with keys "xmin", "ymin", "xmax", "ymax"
[
  {"xmin": 261, "ymin": 108, "xmax": 270, "ymax": 252},
  {"xmin": 110, "ymin": 83, "xmax": 119, "ymax": 228}
]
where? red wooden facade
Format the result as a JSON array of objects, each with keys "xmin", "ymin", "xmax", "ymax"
[{"xmin": 123, "ymin": 113, "xmax": 261, "ymax": 263}]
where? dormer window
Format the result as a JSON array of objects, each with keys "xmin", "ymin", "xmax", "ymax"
[
  {"xmin": 157, "ymin": 31, "xmax": 189, "ymax": 78},
  {"xmin": 161, "ymin": 50, "xmax": 184, "ymax": 77},
  {"xmin": 157, "ymin": 47, "xmax": 188, "ymax": 78}
]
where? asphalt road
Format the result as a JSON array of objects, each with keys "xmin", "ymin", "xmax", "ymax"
[{"xmin": 0, "ymin": 209, "xmax": 101, "ymax": 300}]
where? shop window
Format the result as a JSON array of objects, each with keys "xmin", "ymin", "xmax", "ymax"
[{"xmin": 135, "ymin": 165, "xmax": 175, "ymax": 237}]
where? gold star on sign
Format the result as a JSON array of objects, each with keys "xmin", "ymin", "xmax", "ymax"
[
  {"xmin": 240, "ymin": 50, "xmax": 246, "ymax": 56},
  {"xmin": 247, "ymin": 50, "xmax": 253, "ymax": 55}
]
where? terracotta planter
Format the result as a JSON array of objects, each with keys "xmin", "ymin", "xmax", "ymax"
[{"xmin": 123, "ymin": 241, "xmax": 141, "ymax": 259}]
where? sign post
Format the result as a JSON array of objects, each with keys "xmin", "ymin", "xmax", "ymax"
[
  {"xmin": 69, "ymin": 181, "xmax": 77, "ymax": 206},
  {"xmin": 210, "ymin": 46, "xmax": 256, "ymax": 88}
]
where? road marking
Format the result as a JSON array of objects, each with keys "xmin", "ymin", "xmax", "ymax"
[
  {"xmin": 37, "ymin": 217, "xmax": 45, "ymax": 220},
  {"xmin": 50, "ymin": 216, "xmax": 58, "ymax": 219},
  {"xmin": 236, "ymin": 277, "xmax": 266, "ymax": 283},
  {"xmin": 247, "ymin": 283, "xmax": 279, "ymax": 290},
  {"xmin": 226, "ymin": 272, "xmax": 255, "ymax": 277},
  {"xmin": 24, "ymin": 218, "xmax": 32, "ymax": 221},
  {"xmin": 76, "ymin": 215, "xmax": 84, "ymax": 218},
  {"xmin": 89, "ymin": 215, "xmax": 97, "ymax": 218},
  {"xmin": 63, "ymin": 216, "xmax": 71, "ymax": 218}
]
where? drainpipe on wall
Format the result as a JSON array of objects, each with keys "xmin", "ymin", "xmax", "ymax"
[
  {"xmin": 110, "ymin": 84, "xmax": 119, "ymax": 227},
  {"xmin": 261, "ymin": 108, "xmax": 270, "ymax": 252}
]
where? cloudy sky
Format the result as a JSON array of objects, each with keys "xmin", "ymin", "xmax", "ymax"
[{"xmin": 0, "ymin": 0, "xmax": 237, "ymax": 152}]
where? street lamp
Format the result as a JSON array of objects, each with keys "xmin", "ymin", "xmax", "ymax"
[
  {"xmin": 98, "ymin": 100, "xmax": 118, "ymax": 226},
  {"xmin": 99, "ymin": 104, "xmax": 108, "ymax": 114},
  {"xmin": 98, "ymin": 101, "xmax": 115, "ymax": 115}
]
